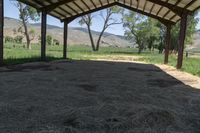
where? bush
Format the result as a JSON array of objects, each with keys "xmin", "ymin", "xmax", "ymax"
[
  {"xmin": 47, "ymin": 35, "xmax": 52, "ymax": 45},
  {"xmin": 14, "ymin": 35, "xmax": 23, "ymax": 44},
  {"xmin": 53, "ymin": 39, "xmax": 60, "ymax": 45},
  {"xmin": 5, "ymin": 36, "xmax": 14, "ymax": 43}
]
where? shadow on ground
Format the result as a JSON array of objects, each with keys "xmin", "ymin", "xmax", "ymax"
[
  {"xmin": 3, "ymin": 56, "xmax": 64, "ymax": 65},
  {"xmin": 0, "ymin": 60, "xmax": 200, "ymax": 133}
]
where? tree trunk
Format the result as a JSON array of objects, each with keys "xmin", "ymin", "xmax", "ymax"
[
  {"xmin": 22, "ymin": 17, "xmax": 31, "ymax": 50},
  {"xmin": 19, "ymin": 3, "xmax": 31, "ymax": 50},
  {"xmin": 138, "ymin": 46, "xmax": 142, "ymax": 54},
  {"xmin": 136, "ymin": 38, "xmax": 143, "ymax": 54},
  {"xmin": 87, "ymin": 25, "xmax": 96, "ymax": 51},
  {"xmin": 96, "ymin": 29, "xmax": 105, "ymax": 51}
]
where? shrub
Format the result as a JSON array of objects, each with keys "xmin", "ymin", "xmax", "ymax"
[
  {"xmin": 47, "ymin": 35, "xmax": 52, "ymax": 45},
  {"xmin": 53, "ymin": 39, "xmax": 60, "ymax": 45},
  {"xmin": 14, "ymin": 35, "xmax": 23, "ymax": 44},
  {"xmin": 5, "ymin": 36, "xmax": 14, "ymax": 43}
]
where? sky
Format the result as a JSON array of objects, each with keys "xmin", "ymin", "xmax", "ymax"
[{"xmin": 4, "ymin": 1, "xmax": 200, "ymax": 36}]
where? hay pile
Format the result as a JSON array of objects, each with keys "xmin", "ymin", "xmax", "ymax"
[{"xmin": 0, "ymin": 60, "xmax": 200, "ymax": 133}]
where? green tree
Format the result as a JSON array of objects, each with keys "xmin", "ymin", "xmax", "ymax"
[
  {"xmin": 123, "ymin": 10, "xmax": 199, "ymax": 54},
  {"xmin": 145, "ymin": 18, "xmax": 160, "ymax": 51},
  {"xmin": 12, "ymin": 1, "xmax": 40, "ymax": 49},
  {"xmin": 168, "ymin": 15, "xmax": 198, "ymax": 53},
  {"xmin": 5, "ymin": 36, "xmax": 14, "ymax": 43},
  {"xmin": 123, "ymin": 11, "xmax": 150, "ymax": 54}
]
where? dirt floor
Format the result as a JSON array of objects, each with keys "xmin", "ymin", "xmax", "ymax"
[{"xmin": 0, "ymin": 60, "xmax": 200, "ymax": 133}]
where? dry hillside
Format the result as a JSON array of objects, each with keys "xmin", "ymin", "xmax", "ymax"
[{"xmin": 4, "ymin": 17, "xmax": 132, "ymax": 48}]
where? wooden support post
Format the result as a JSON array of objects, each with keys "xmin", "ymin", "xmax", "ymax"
[
  {"xmin": 164, "ymin": 24, "xmax": 171, "ymax": 64},
  {"xmin": 177, "ymin": 13, "xmax": 188, "ymax": 69},
  {"xmin": 0, "ymin": 0, "xmax": 3, "ymax": 66},
  {"xmin": 41, "ymin": 11, "xmax": 47, "ymax": 61},
  {"xmin": 63, "ymin": 21, "xmax": 68, "ymax": 59}
]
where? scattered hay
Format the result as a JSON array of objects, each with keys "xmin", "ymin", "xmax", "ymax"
[
  {"xmin": 1, "ymin": 60, "xmax": 200, "ymax": 133},
  {"xmin": 78, "ymin": 84, "xmax": 97, "ymax": 92},
  {"xmin": 127, "ymin": 67, "xmax": 161, "ymax": 72},
  {"xmin": 147, "ymin": 79, "xmax": 182, "ymax": 87}
]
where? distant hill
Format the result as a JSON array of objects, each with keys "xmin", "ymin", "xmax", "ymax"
[
  {"xmin": 4, "ymin": 17, "xmax": 132, "ymax": 48},
  {"xmin": 187, "ymin": 30, "xmax": 200, "ymax": 51}
]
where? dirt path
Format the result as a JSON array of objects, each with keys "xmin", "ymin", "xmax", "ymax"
[
  {"xmin": 96, "ymin": 59, "xmax": 200, "ymax": 89},
  {"xmin": 156, "ymin": 64, "xmax": 200, "ymax": 89}
]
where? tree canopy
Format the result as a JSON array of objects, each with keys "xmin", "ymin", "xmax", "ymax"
[{"xmin": 122, "ymin": 9, "xmax": 199, "ymax": 54}]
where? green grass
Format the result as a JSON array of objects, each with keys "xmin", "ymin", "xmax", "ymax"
[{"xmin": 3, "ymin": 43, "xmax": 200, "ymax": 77}]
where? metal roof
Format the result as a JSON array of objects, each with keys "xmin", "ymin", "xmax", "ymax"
[{"xmin": 18, "ymin": 0, "xmax": 200, "ymax": 24}]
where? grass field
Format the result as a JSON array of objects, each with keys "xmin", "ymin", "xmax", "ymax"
[{"xmin": 3, "ymin": 43, "xmax": 200, "ymax": 76}]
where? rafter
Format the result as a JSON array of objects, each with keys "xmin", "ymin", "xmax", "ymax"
[
  {"xmin": 73, "ymin": 1, "xmax": 85, "ymax": 12},
  {"xmin": 116, "ymin": 2, "xmax": 175, "ymax": 25},
  {"xmin": 62, "ymin": 2, "xmax": 116, "ymax": 23},
  {"xmin": 17, "ymin": 0, "xmax": 200, "ymax": 25},
  {"xmin": 62, "ymin": 2, "xmax": 175, "ymax": 25},
  {"xmin": 39, "ymin": 0, "xmax": 75, "ymax": 13},
  {"xmin": 143, "ymin": 1, "xmax": 147, "ymax": 12},
  {"xmin": 184, "ymin": 0, "xmax": 197, "ymax": 9},
  {"xmin": 81, "ymin": 0, "xmax": 91, "ymax": 10},
  {"xmin": 148, "ymin": 0, "xmax": 192, "ymax": 16}
]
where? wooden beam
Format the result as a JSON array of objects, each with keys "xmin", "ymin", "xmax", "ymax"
[
  {"xmin": 62, "ymin": 2, "xmax": 175, "ymax": 25},
  {"xmin": 41, "ymin": 11, "xmax": 47, "ymax": 61},
  {"xmin": 156, "ymin": 0, "xmax": 169, "ymax": 16},
  {"xmin": 177, "ymin": 12, "xmax": 188, "ymax": 69},
  {"xmin": 99, "ymin": 0, "xmax": 103, "ymax": 7},
  {"xmin": 65, "ymin": 4, "xmax": 79, "ymax": 14},
  {"xmin": 143, "ymin": 1, "xmax": 147, "ymax": 11},
  {"xmin": 40, "ymin": 0, "xmax": 75, "ymax": 13},
  {"xmin": 148, "ymin": 0, "xmax": 192, "ymax": 16},
  {"xmin": 116, "ymin": 2, "xmax": 176, "ymax": 25},
  {"xmin": 63, "ymin": 21, "xmax": 68, "ymax": 59},
  {"xmin": 0, "ymin": 0, "xmax": 3, "ymax": 65},
  {"xmin": 137, "ymin": 0, "xmax": 140, "ymax": 9},
  {"xmin": 81, "ymin": 0, "xmax": 91, "ymax": 10},
  {"xmin": 164, "ymin": 24, "xmax": 171, "ymax": 64},
  {"xmin": 90, "ymin": 0, "xmax": 97, "ymax": 9},
  {"xmin": 73, "ymin": 1, "xmax": 84, "ymax": 13},
  {"xmin": 184, "ymin": 0, "xmax": 197, "ymax": 9},
  {"xmin": 17, "ymin": 0, "xmax": 38, "ymax": 8},
  {"xmin": 150, "ymin": 3, "xmax": 155, "ymax": 14},
  {"xmin": 62, "ymin": 2, "xmax": 116, "ymax": 22}
]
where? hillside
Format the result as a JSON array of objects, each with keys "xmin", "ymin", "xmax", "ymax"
[
  {"xmin": 4, "ymin": 17, "xmax": 132, "ymax": 48},
  {"xmin": 189, "ymin": 31, "xmax": 200, "ymax": 51}
]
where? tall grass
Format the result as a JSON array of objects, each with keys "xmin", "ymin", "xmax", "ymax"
[{"xmin": 3, "ymin": 43, "xmax": 200, "ymax": 76}]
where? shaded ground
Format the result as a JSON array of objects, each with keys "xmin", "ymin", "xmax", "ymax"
[{"xmin": 0, "ymin": 60, "xmax": 200, "ymax": 133}]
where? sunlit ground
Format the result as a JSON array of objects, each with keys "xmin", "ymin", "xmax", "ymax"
[{"xmin": 3, "ymin": 43, "xmax": 200, "ymax": 76}]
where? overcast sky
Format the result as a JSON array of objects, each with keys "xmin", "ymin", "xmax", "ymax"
[{"xmin": 4, "ymin": 0, "xmax": 200, "ymax": 36}]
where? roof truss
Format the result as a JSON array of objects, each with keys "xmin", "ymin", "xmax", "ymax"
[{"xmin": 17, "ymin": 0, "xmax": 200, "ymax": 25}]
